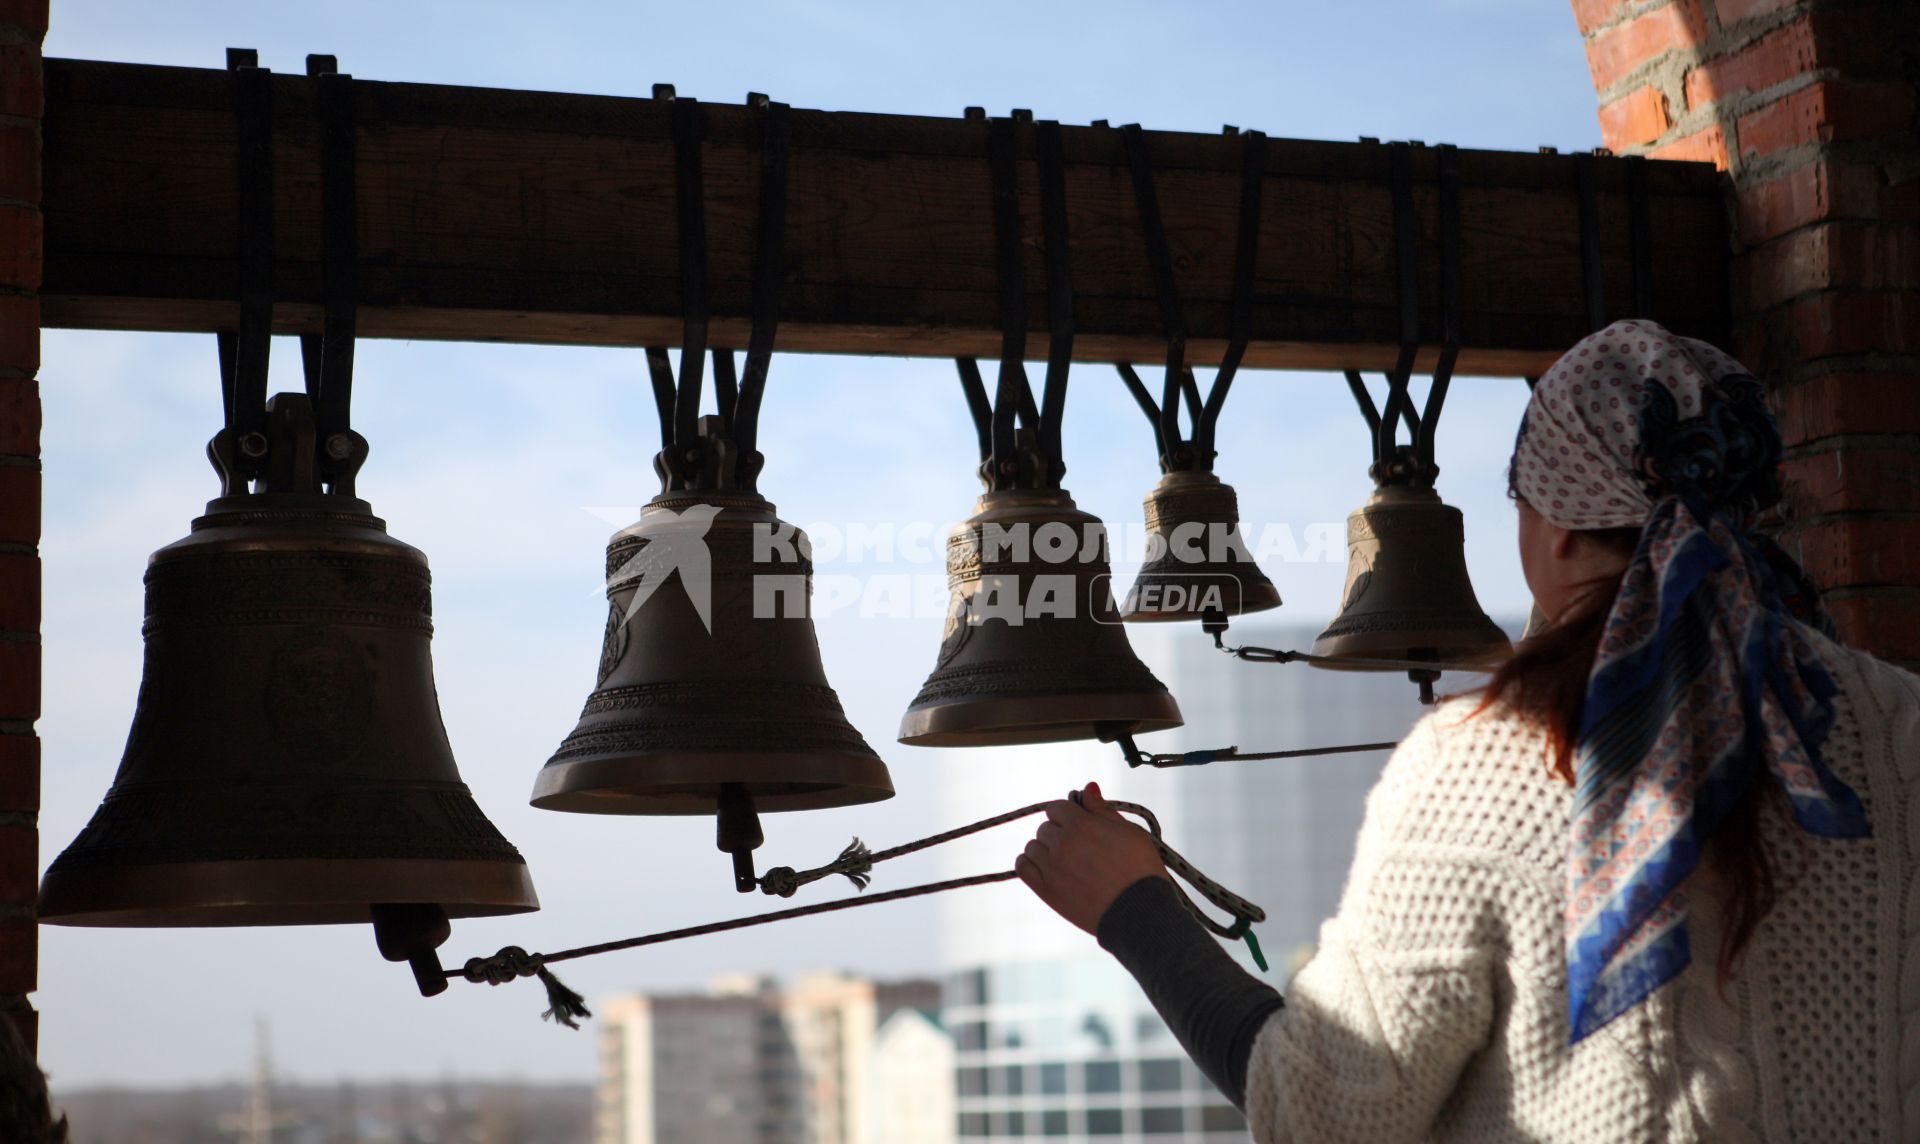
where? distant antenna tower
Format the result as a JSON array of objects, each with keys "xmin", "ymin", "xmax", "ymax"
[{"xmin": 244, "ymin": 1015, "xmax": 273, "ymax": 1144}]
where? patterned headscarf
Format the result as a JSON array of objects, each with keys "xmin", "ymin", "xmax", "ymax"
[{"xmin": 1511, "ymin": 320, "xmax": 1870, "ymax": 1043}]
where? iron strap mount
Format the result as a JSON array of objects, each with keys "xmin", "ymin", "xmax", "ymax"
[
  {"xmin": 211, "ymin": 50, "xmax": 370, "ymax": 500},
  {"xmin": 955, "ymin": 109, "xmax": 1076, "ymax": 494},
  {"xmin": 645, "ymin": 87, "xmax": 793, "ymax": 496},
  {"xmin": 1114, "ymin": 122, "xmax": 1266, "ymax": 477}
]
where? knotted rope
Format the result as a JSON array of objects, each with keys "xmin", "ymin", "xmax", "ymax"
[{"xmin": 453, "ymin": 797, "xmax": 1265, "ymax": 1027}]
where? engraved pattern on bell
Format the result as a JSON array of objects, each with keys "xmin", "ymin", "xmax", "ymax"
[
  {"xmin": 597, "ymin": 601, "xmax": 629, "ymax": 684},
  {"xmin": 266, "ymin": 625, "xmax": 374, "ymax": 767}
]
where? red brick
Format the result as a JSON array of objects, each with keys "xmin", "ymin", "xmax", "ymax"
[
  {"xmin": 0, "ymin": 734, "xmax": 37, "ymax": 813},
  {"xmin": 0, "ymin": 295, "xmax": 34, "ymax": 380},
  {"xmin": 0, "ymin": 206, "xmax": 37, "ymax": 291},
  {"xmin": 1649, "ymin": 124, "xmax": 1729, "ymax": 167},
  {"xmin": 1738, "ymin": 82, "xmax": 1917, "ymax": 160},
  {"xmin": 1788, "ymin": 518, "xmax": 1920, "ymax": 588},
  {"xmin": 1824, "ymin": 589, "xmax": 1920, "ymax": 661},
  {"xmin": 0, "ymin": 918, "xmax": 32, "ymax": 995},
  {"xmin": 0, "ymin": 552, "xmax": 33, "ymax": 633},
  {"xmin": 0, "ymin": 377, "xmax": 33, "ymax": 455},
  {"xmin": 0, "ymin": 825, "xmax": 31, "ymax": 908},
  {"xmin": 0, "ymin": 124, "xmax": 33, "ymax": 206},
  {"xmin": 0, "ymin": 44, "xmax": 39, "ymax": 121},
  {"xmin": 1599, "ymin": 86, "xmax": 1673, "ymax": 149},
  {"xmin": 1738, "ymin": 159, "xmax": 1920, "ymax": 242},
  {"xmin": 1742, "ymin": 223, "xmax": 1920, "ymax": 308},
  {"xmin": 1684, "ymin": 20, "xmax": 1815, "ymax": 111},
  {"xmin": 1713, "ymin": 0, "xmax": 1795, "ymax": 25},
  {"xmin": 1776, "ymin": 372, "xmax": 1920, "ymax": 446},
  {"xmin": 0, "ymin": 465, "xmax": 33, "ymax": 544},
  {"xmin": 1781, "ymin": 289, "xmax": 1920, "ymax": 358},
  {"xmin": 1573, "ymin": 0, "xmax": 1636, "ymax": 37},
  {"xmin": 1781, "ymin": 446, "xmax": 1920, "ymax": 516},
  {"xmin": 0, "ymin": 642, "xmax": 34, "ymax": 721},
  {"xmin": 1586, "ymin": 2, "xmax": 1710, "ymax": 92},
  {"xmin": 0, "ymin": 1, "xmax": 49, "ymax": 38}
]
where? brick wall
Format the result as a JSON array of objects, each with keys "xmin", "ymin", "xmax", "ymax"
[
  {"xmin": 1574, "ymin": 0, "xmax": 1920, "ymax": 665},
  {"xmin": 0, "ymin": 0, "xmax": 39, "ymax": 1055}
]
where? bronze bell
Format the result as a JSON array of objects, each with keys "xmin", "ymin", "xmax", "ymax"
[
  {"xmin": 532, "ymin": 485, "xmax": 893, "ymax": 815},
  {"xmin": 39, "ymin": 394, "xmax": 539, "ymax": 932},
  {"xmin": 1310, "ymin": 482, "xmax": 1511, "ymax": 667},
  {"xmin": 899, "ymin": 488, "xmax": 1183, "ymax": 747},
  {"xmin": 1122, "ymin": 469, "xmax": 1281, "ymax": 623}
]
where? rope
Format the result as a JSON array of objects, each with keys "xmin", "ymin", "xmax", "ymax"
[
  {"xmin": 1225, "ymin": 643, "xmax": 1494, "ymax": 674},
  {"xmin": 1137, "ymin": 741, "xmax": 1400, "ymax": 768},
  {"xmin": 451, "ymin": 798, "xmax": 1266, "ymax": 1027}
]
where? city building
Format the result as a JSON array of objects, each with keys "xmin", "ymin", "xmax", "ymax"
[
  {"xmin": 596, "ymin": 971, "xmax": 944, "ymax": 1144},
  {"xmin": 934, "ymin": 622, "xmax": 1495, "ymax": 1142},
  {"xmin": 867, "ymin": 1006, "xmax": 957, "ymax": 1144}
]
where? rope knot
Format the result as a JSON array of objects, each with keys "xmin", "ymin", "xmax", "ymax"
[
  {"xmin": 760, "ymin": 866, "xmax": 801, "ymax": 897},
  {"xmin": 464, "ymin": 945, "xmax": 542, "ymax": 986}
]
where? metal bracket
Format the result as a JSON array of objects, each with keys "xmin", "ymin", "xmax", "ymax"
[
  {"xmin": 1112, "ymin": 123, "xmax": 1263, "ymax": 473},
  {"xmin": 299, "ymin": 54, "xmax": 369, "ymax": 498},
  {"xmin": 208, "ymin": 53, "xmax": 276, "ymax": 495}
]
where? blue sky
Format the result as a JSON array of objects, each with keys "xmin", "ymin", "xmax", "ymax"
[{"xmin": 37, "ymin": 0, "xmax": 1599, "ymax": 1087}]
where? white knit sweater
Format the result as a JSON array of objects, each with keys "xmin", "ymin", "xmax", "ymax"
[{"xmin": 1245, "ymin": 628, "xmax": 1920, "ymax": 1143}]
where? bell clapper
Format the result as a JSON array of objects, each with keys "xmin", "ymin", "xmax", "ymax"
[
  {"xmin": 716, "ymin": 783, "xmax": 766, "ymax": 893},
  {"xmin": 371, "ymin": 903, "xmax": 454, "ymax": 999},
  {"xmin": 1095, "ymin": 721, "xmax": 1150, "ymax": 769},
  {"xmin": 1201, "ymin": 607, "xmax": 1230, "ymax": 647}
]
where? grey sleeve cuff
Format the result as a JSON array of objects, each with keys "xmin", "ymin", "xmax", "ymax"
[{"xmin": 1095, "ymin": 876, "xmax": 1284, "ymax": 1110}]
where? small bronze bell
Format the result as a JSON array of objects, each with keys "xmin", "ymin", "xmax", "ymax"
[
  {"xmin": 39, "ymin": 395, "xmax": 539, "ymax": 934},
  {"xmin": 899, "ymin": 488, "xmax": 1183, "ymax": 747},
  {"xmin": 532, "ymin": 482, "xmax": 893, "ymax": 815},
  {"xmin": 1122, "ymin": 470, "xmax": 1280, "ymax": 623},
  {"xmin": 1310, "ymin": 482, "xmax": 1510, "ymax": 668}
]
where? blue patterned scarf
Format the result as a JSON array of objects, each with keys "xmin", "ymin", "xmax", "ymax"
[{"xmin": 1511, "ymin": 321, "xmax": 1871, "ymax": 1042}]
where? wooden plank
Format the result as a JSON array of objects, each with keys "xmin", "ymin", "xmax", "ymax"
[{"xmin": 39, "ymin": 58, "xmax": 1729, "ymax": 376}]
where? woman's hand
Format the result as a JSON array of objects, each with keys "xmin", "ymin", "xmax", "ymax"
[{"xmin": 1016, "ymin": 782, "xmax": 1172, "ymax": 934}]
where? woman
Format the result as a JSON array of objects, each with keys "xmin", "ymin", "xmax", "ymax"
[{"xmin": 1018, "ymin": 321, "xmax": 1920, "ymax": 1143}]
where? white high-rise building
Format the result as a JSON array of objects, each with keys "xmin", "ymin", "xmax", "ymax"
[
  {"xmin": 597, "ymin": 972, "xmax": 945, "ymax": 1144},
  {"xmin": 868, "ymin": 1006, "xmax": 958, "ymax": 1144},
  {"xmin": 935, "ymin": 622, "xmax": 1466, "ymax": 1142}
]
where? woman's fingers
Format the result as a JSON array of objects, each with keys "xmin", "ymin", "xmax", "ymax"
[
  {"xmin": 1036, "ymin": 820, "xmax": 1064, "ymax": 849},
  {"xmin": 1042, "ymin": 798, "xmax": 1081, "ymax": 826},
  {"xmin": 1014, "ymin": 852, "xmax": 1042, "ymax": 889}
]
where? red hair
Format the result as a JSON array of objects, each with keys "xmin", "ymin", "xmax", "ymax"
[{"xmin": 1475, "ymin": 526, "xmax": 1777, "ymax": 986}]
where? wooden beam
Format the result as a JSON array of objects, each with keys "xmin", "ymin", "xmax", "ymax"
[{"xmin": 40, "ymin": 58, "xmax": 1728, "ymax": 376}]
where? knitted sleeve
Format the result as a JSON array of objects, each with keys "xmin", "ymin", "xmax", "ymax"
[{"xmin": 1241, "ymin": 708, "xmax": 1511, "ymax": 1144}]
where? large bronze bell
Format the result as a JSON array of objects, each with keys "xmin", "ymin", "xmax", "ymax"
[
  {"xmin": 899, "ymin": 488, "xmax": 1183, "ymax": 747},
  {"xmin": 1121, "ymin": 470, "xmax": 1281, "ymax": 623},
  {"xmin": 39, "ymin": 395, "xmax": 539, "ymax": 931},
  {"xmin": 532, "ymin": 482, "xmax": 893, "ymax": 815},
  {"xmin": 1310, "ymin": 482, "xmax": 1510, "ymax": 667}
]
